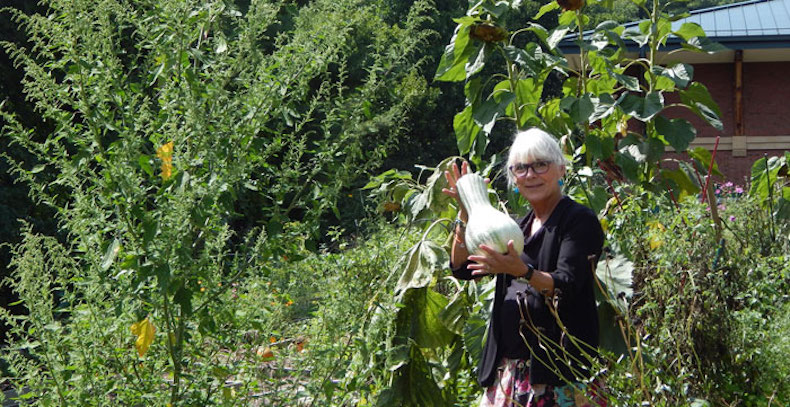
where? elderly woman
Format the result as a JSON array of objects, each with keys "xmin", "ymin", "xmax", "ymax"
[{"xmin": 444, "ymin": 128, "xmax": 605, "ymax": 406}]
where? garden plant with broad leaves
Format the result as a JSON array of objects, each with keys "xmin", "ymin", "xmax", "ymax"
[{"xmin": 363, "ymin": 0, "xmax": 750, "ymax": 405}]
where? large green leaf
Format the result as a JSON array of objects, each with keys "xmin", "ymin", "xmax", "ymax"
[
  {"xmin": 395, "ymin": 288, "xmax": 454, "ymax": 350},
  {"xmin": 661, "ymin": 163, "xmax": 701, "ymax": 198},
  {"xmin": 463, "ymin": 309, "xmax": 487, "ymax": 370},
  {"xmin": 776, "ymin": 187, "xmax": 790, "ymax": 220},
  {"xmin": 595, "ymin": 254, "xmax": 633, "ymax": 314},
  {"xmin": 674, "ymin": 22, "xmax": 705, "ymax": 41},
  {"xmin": 653, "ymin": 63, "xmax": 693, "ymax": 89},
  {"xmin": 585, "ymin": 130, "xmax": 616, "ymax": 161},
  {"xmin": 655, "ymin": 115, "xmax": 696, "ymax": 152},
  {"xmin": 438, "ymin": 291, "xmax": 469, "ymax": 335},
  {"xmin": 589, "ymin": 93, "xmax": 618, "ymax": 122},
  {"xmin": 615, "ymin": 148, "xmax": 641, "ymax": 182},
  {"xmin": 608, "ymin": 68, "xmax": 639, "ymax": 91},
  {"xmin": 618, "ymin": 92, "xmax": 663, "ymax": 121},
  {"xmin": 688, "ymin": 147, "xmax": 724, "ymax": 177},
  {"xmin": 454, "ymin": 105, "xmax": 481, "ymax": 155},
  {"xmin": 594, "ymin": 254, "xmax": 633, "ymax": 356},
  {"xmin": 395, "ymin": 241, "xmax": 449, "ymax": 294},
  {"xmin": 503, "ymin": 45, "xmax": 539, "ymax": 77},
  {"xmin": 435, "ymin": 23, "xmax": 480, "ymax": 82},
  {"xmin": 679, "ymin": 82, "xmax": 723, "ymax": 130},
  {"xmin": 749, "ymin": 155, "xmax": 787, "ymax": 207},
  {"xmin": 473, "ymin": 90, "xmax": 515, "ymax": 135},
  {"xmin": 380, "ymin": 344, "xmax": 448, "ymax": 407},
  {"xmin": 511, "ymin": 78, "xmax": 541, "ymax": 128},
  {"xmin": 561, "ymin": 95, "xmax": 595, "ymax": 124}
]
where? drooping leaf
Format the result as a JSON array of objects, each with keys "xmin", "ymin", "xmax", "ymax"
[
  {"xmin": 130, "ymin": 317, "xmax": 156, "ymax": 357},
  {"xmin": 435, "ymin": 23, "xmax": 478, "ymax": 82},
  {"xmin": 395, "ymin": 241, "xmax": 449, "ymax": 295},
  {"xmin": 466, "ymin": 43, "xmax": 489, "ymax": 78},
  {"xmin": 503, "ymin": 45, "xmax": 539, "ymax": 77},
  {"xmin": 594, "ymin": 254, "xmax": 633, "ymax": 355},
  {"xmin": 547, "ymin": 26, "xmax": 572, "ymax": 50},
  {"xmin": 464, "ymin": 77, "xmax": 484, "ymax": 107},
  {"xmin": 679, "ymin": 82, "xmax": 723, "ymax": 130},
  {"xmin": 615, "ymin": 149, "xmax": 641, "ymax": 182},
  {"xmin": 655, "ymin": 115, "xmax": 696, "ymax": 152},
  {"xmin": 454, "ymin": 105, "xmax": 481, "ymax": 155}
]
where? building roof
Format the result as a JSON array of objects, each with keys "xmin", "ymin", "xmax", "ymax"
[
  {"xmin": 560, "ymin": 0, "xmax": 790, "ymax": 62},
  {"xmin": 671, "ymin": 0, "xmax": 790, "ymax": 38}
]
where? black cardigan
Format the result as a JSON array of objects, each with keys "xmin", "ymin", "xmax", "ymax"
[{"xmin": 452, "ymin": 196, "xmax": 604, "ymax": 387}]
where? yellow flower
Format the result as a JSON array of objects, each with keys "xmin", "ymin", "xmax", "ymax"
[{"xmin": 156, "ymin": 141, "xmax": 174, "ymax": 180}]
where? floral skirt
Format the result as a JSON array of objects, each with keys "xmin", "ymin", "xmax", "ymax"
[{"xmin": 479, "ymin": 358, "xmax": 607, "ymax": 407}]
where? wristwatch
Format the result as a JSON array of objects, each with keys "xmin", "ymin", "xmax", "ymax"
[{"xmin": 516, "ymin": 263, "xmax": 535, "ymax": 283}]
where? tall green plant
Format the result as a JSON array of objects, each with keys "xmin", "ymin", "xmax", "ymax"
[
  {"xmin": 436, "ymin": 0, "xmax": 723, "ymax": 200},
  {"xmin": 0, "ymin": 0, "xmax": 437, "ymax": 403},
  {"xmin": 363, "ymin": 0, "xmax": 729, "ymax": 404}
]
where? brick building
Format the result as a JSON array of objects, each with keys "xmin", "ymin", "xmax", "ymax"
[{"xmin": 564, "ymin": 0, "xmax": 790, "ymax": 183}]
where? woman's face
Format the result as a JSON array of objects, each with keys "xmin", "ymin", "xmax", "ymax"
[{"xmin": 511, "ymin": 159, "xmax": 564, "ymax": 204}]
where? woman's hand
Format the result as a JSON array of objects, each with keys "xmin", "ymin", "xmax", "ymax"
[
  {"xmin": 442, "ymin": 160, "xmax": 469, "ymax": 221},
  {"xmin": 441, "ymin": 160, "xmax": 489, "ymax": 222},
  {"xmin": 468, "ymin": 240, "xmax": 527, "ymax": 277}
]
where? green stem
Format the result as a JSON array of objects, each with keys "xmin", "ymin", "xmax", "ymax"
[{"xmin": 505, "ymin": 58, "xmax": 523, "ymax": 130}]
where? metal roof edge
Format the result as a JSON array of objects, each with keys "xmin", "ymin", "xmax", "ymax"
[{"xmin": 558, "ymin": 34, "xmax": 790, "ymax": 54}]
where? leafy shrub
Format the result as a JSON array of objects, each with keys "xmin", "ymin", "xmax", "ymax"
[
  {"xmin": 609, "ymin": 191, "xmax": 790, "ymax": 405},
  {"xmin": 0, "ymin": 0, "xmax": 438, "ymax": 404}
]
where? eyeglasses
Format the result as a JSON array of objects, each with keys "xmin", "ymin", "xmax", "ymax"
[{"xmin": 509, "ymin": 161, "xmax": 552, "ymax": 177}]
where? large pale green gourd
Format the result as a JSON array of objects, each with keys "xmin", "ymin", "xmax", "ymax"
[{"xmin": 456, "ymin": 173, "xmax": 524, "ymax": 256}]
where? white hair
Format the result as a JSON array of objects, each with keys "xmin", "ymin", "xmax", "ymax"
[{"xmin": 506, "ymin": 128, "xmax": 568, "ymax": 186}]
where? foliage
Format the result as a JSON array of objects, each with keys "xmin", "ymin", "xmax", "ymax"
[
  {"xmin": 359, "ymin": 0, "xmax": 787, "ymax": 405},
  {"xmin": 0, "ymin": 0, "xmax": 438, "ymax": 403},
  {"xmin": 435, "ymin": 0, "xmax": 724, "ymax": 204},
  {"xmin": 607, "ymin": 186, "xmax": 790, "ymax": 405}
]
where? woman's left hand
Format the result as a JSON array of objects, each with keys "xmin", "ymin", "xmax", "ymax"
[{"xmin": 468, "ymin": 240, "xmax": 527, "ymax": 277}]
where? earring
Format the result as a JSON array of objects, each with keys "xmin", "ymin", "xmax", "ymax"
[
  {"xmin": 558, "ymin": 179, "xmax": 564, "ymax": 186},
  {"xmin": 513, "ymin": 187, "xmax": 519, "ymax": 193}
]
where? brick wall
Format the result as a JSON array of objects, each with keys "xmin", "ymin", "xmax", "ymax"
[{"xmin": 662, "ymin": 61, "xmax": 790, "ymax": 182}]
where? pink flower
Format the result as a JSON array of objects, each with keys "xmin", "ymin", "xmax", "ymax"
[
  {"xmin": 729, "ymin": 216, "xmax": 736, "ymax": 222},
  {"xmin": 735, "ymin": 187, "xmax": 744, "ymax": 194}
]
